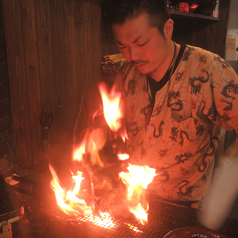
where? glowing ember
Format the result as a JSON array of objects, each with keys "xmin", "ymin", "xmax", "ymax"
[
  {"xmin": 86, "ymin": 212, "xmax": 116, "ymax": 229},
  {"xmin": 117, "ymin": 153, "xmax": 129, "ymax": 161},
  {"xmin": 124, "ymin": 223, "xmax": 143, "ymax": 233}
]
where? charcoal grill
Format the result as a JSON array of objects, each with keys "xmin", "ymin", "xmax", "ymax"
[
  {"xmin": 75, "ymin": 195, "xmax": 237, "ymax": 238},
  {"xmin": 9, "ymin": 177, "xmax": 238, "ymax": 238},
  {"xmin": 0, "ymin": 175, "xmax": 24, "ymax": 238}
]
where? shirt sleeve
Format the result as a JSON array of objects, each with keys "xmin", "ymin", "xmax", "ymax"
[{"xmin": 200, "ymin": 57, "xmax": 238, "ymax": 133}]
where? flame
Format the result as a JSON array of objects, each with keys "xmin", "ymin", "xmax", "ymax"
[
  {"xmin": 117, "ymin": 153, "xmax": 129, "ymax": 161},
  {"xmin": 50, "ymin": 162, "xmax": 155, "ymax": 226},
  {"xmin": 73, "ymin": 140, "xmax": 86, "ymax": 162},
  {"xmin": 86, "ymin": 128, "xmax": 106, "ymax": 167},
  {"xmin": 98, "ymin": 82, "xmax": 123, "ymax": 133},
  {"xmin": 49, "ymin": 164, "xmax": 92, "ymax": 216},
  {"xmin": 49, "ymin": 164, "xmax": 116, "ymax": 228},
  {"xmin": 49, "ymin": 83, "xmax": 156, "ymax": 230},
  {"xmin": 119, "ymin": 164, "xmax": 156, "ymax": 224}
]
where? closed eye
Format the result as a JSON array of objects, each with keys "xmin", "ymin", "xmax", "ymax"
[
  {"xmin": 118, "ymin": 45, "xmax": 127, "ymax": 49},
  {"xmin": 138, "ymin": 40, "xmax": 149, "ymax": 46}
]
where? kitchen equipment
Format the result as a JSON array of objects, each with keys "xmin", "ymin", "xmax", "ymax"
[
  {"xmin": 0, "ymin": 175, "xmax": 24, "ymax": 238},
  {"xmin": 10, "ymin": 188, "xmax": 238, "ymax": 238},
  {"xmin": 163, "ymin": 226, "xmax": 228, "ymax": 238}
]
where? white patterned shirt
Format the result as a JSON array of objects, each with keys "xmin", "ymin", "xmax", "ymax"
[{"xmin": 114, "ymin": 44, "xmax": 238, "ymax": 202}]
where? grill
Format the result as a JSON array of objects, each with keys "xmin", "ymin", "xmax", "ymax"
[
  {"xmin": 8, "ymin": 175, "xmax": 238, "ymax": 238},
  {"xmin": 0, "ymin": 176, "xmax": 24, "ymax": 238}
]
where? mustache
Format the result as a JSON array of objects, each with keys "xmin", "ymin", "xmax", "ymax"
[{"xmin": 131, "ymin": 60, "xmax": 149, "ymax": 65}]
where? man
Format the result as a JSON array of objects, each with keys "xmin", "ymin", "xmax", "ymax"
[{"xmin": 101, "ymin": 0, "xmax": 238, "ymax": 207}]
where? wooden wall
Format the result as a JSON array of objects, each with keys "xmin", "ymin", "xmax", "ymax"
[
  {"xmin": 0, "ymin": 0, "xmax": 14, "ymax": 161},
  {"xmin": 2, "ymin": 0, "xmax": 102, "ymax": 172}
]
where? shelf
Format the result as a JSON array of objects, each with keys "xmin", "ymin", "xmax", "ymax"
[{"xmin": 169, "ymin": 10, "xmax": 219, "ymax": 22}]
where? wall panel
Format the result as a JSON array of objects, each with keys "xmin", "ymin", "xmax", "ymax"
[{"xmin": 2, "ymin": 0, "xmax": 102, "ymax": 171}]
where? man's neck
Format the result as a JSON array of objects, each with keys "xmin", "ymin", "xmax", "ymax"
[{"xmin": 150, "ymin": 41, "xmax": 180, "ymax": 82}]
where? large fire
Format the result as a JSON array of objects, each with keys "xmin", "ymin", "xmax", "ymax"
[{"xmin": 49, "ymin": 82, "xmax": 156, "ymax": 229}]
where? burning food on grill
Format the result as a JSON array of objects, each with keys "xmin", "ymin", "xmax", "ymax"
[{"xmin": 49, "ymin": 82, "xmax": 156, "ymax": 228}]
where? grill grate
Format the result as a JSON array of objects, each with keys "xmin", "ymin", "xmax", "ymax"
[
  {"xmin": 12, "ymin": 190, "xmax": 238, "ymax": 238},
  {"xmin": 65, "ymin": 195, "xmax": 237, "ymax": 238},
  {"xmin": 52, "ymin": 197, "xmax": 203, "ymax": 237}
]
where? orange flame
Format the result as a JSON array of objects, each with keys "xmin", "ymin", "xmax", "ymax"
[
  {"xmin": 49, "ymin": 164, "xmax": 117, "ymax": 228},
  {"xmin": 119, "ymin": 164, "xmax": 156, "ymax": 224},
  {"xmin": 49, "ymin": 164, "xmax": 92, "ymax": 216},
  {"xmin": 98, "ymin": 82, "xmax": 123, "ymax": 133},
  {"xmin": 49, "ymin": 83, "xmax": 156, "ymax": 229},
  {"xmin": 73, "ymin": 140, "xmax": 86, "ymax": 162}
]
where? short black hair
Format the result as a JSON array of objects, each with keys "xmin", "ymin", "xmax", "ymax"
[{"xmin": 101, "ymin": 0, "xmax": 170, "ymax": 36}]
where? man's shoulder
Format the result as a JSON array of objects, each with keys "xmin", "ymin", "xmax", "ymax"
[{"xmin": 185, "ymin": 44, "xmax": 220, "ymax": 59}]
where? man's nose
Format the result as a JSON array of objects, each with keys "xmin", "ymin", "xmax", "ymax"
[{"xmin": 129, "ymin": 46, "xmax": 140, "ymax": 63}]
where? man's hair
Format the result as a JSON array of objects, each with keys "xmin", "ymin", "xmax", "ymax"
[{"xmin": 101, "ymin": 0, "xmax": 170, "ymax": 36}]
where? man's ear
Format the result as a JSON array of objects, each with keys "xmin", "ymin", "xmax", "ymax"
[{"xmin": 163, "ymin": 19, "xmax": 174, "ymax": 40}]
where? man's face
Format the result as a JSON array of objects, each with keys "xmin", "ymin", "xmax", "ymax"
[{"xmin": 112, "ymin": 13, "xmax": 170, "ymax": 75}]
